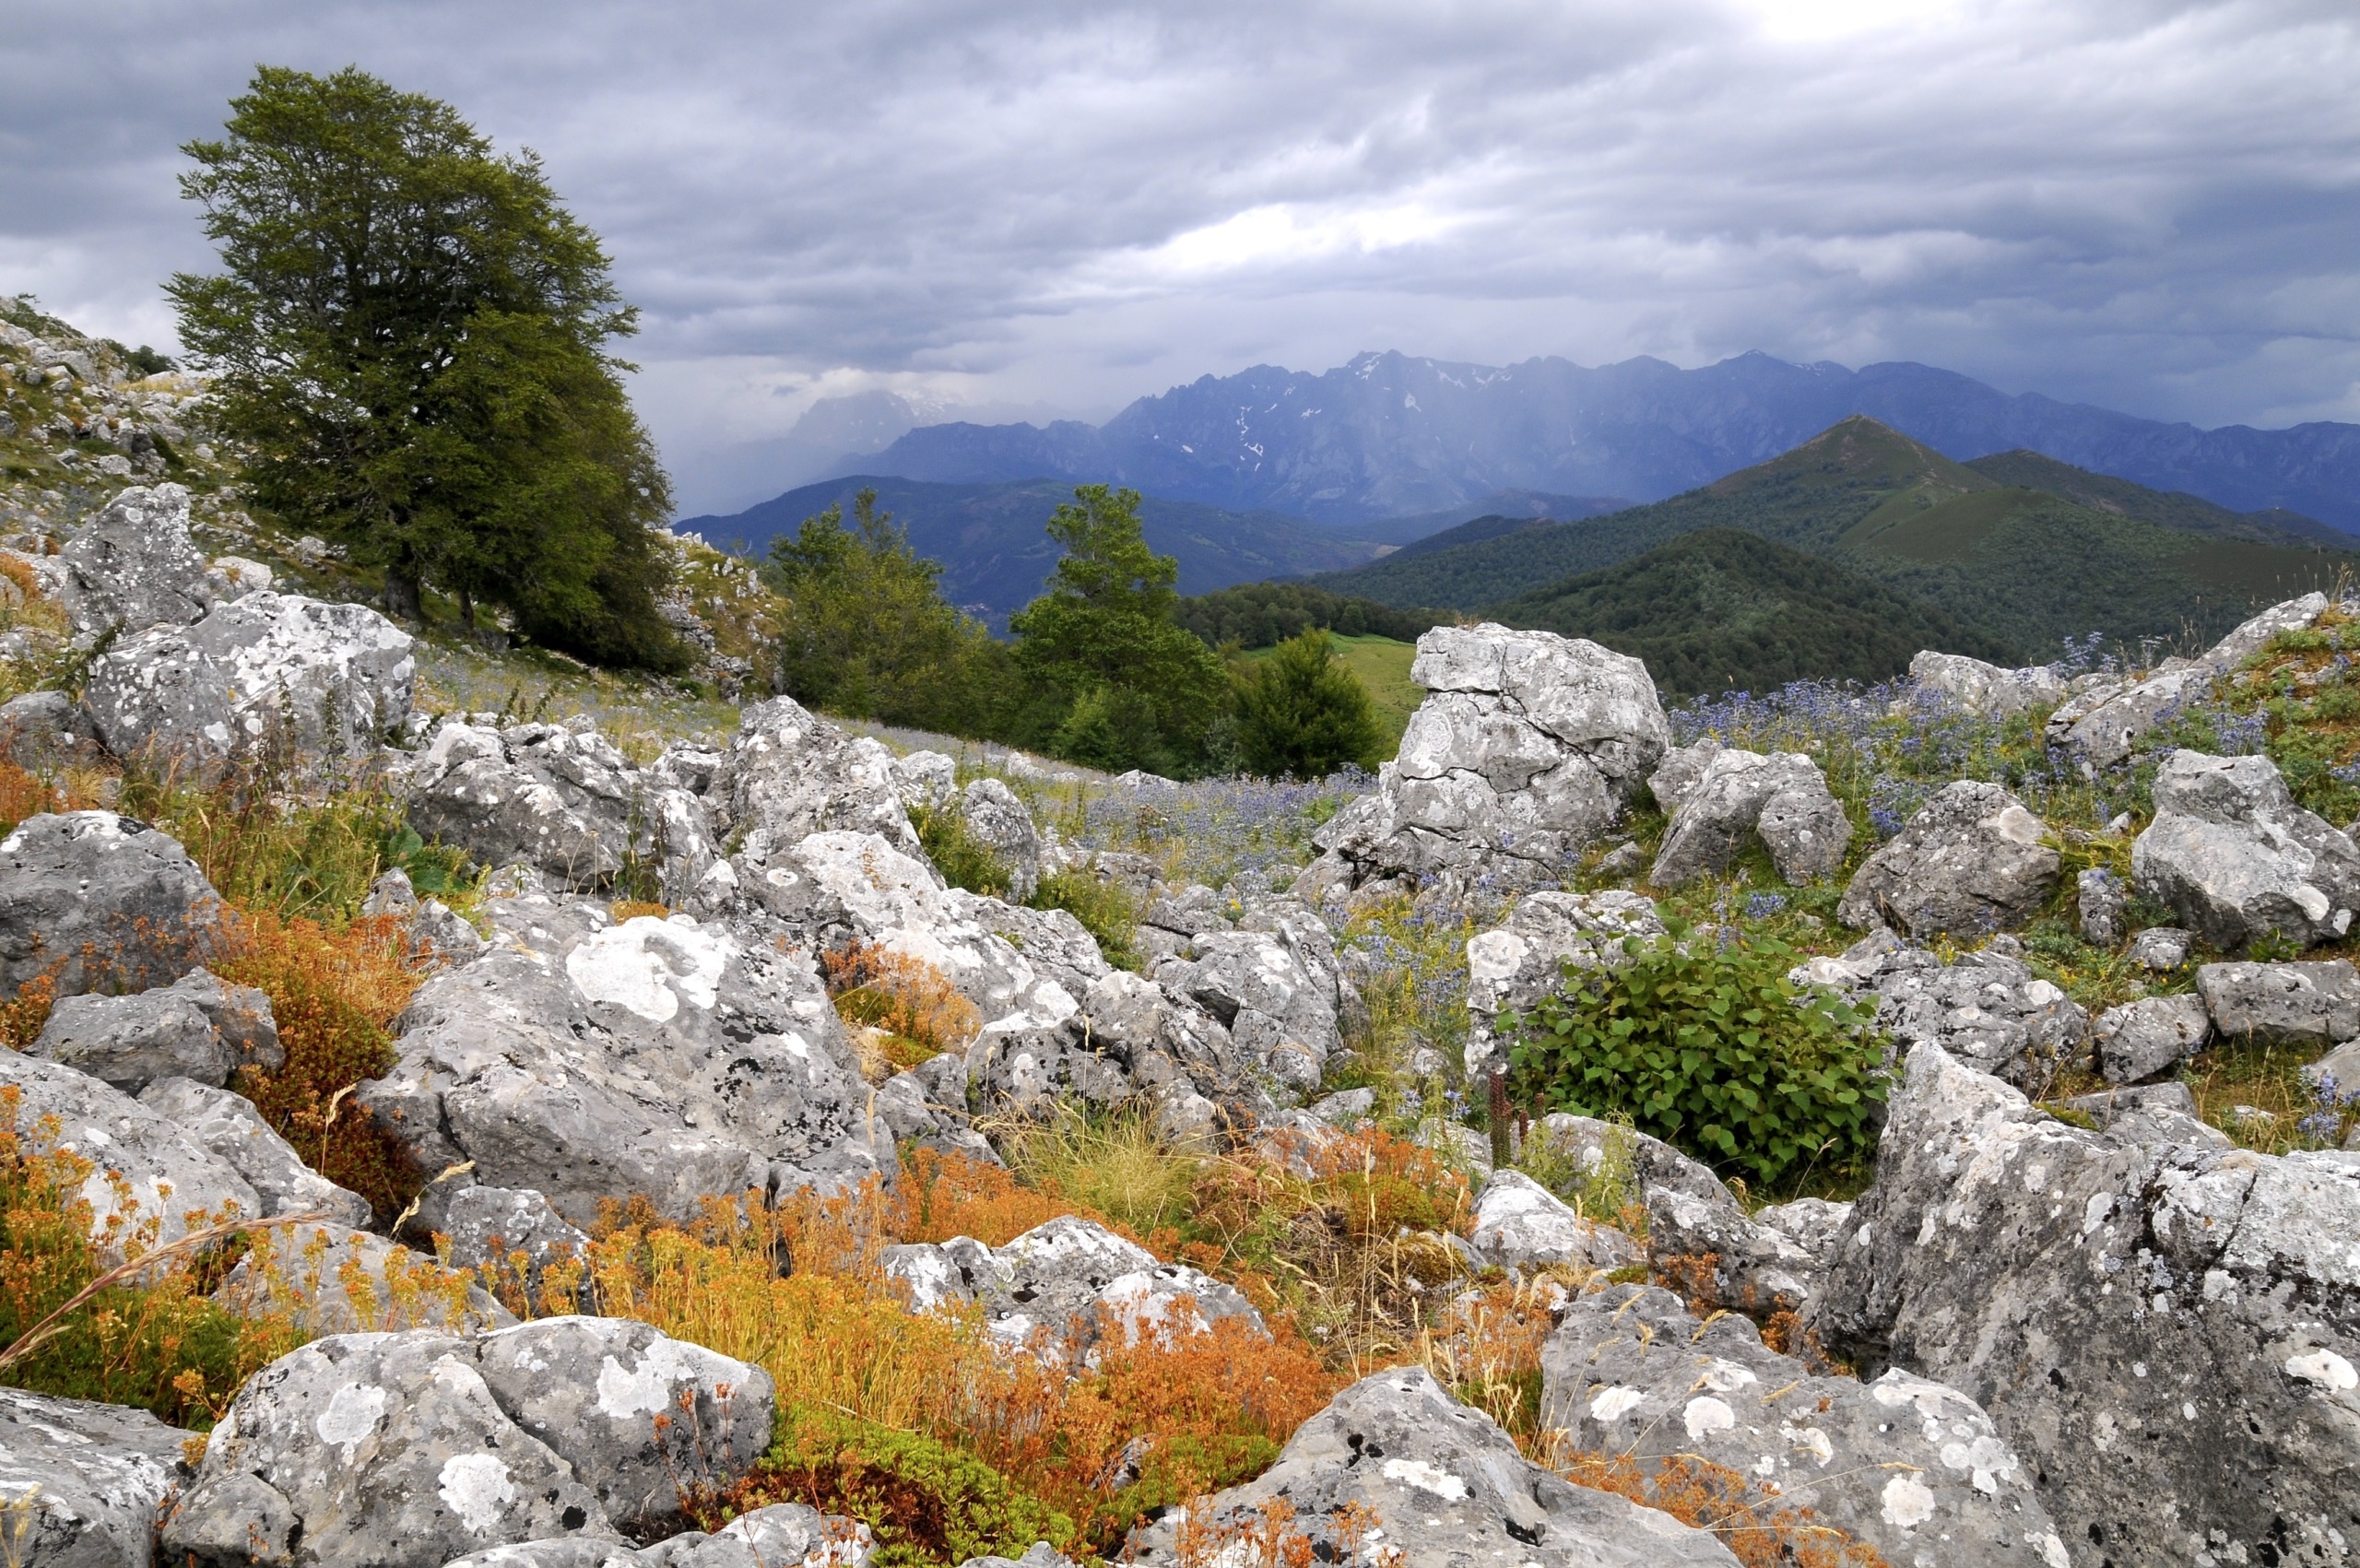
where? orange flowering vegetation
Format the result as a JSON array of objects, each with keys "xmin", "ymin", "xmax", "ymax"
[
  {"xmin": 0, "ymin": 970, "xmax": 55, "ymax": 1050},
  {"xmin": 821, "ymin": 944, "xmax": 981, "ymax": 1081},
  {"xmin": 1410, "ymin": 1274, "xmax": 1576, "ymax": 1435},
  {"xmin": 1540, "ymin": 1443, "xmax": 1891, "ymax": 1568}
]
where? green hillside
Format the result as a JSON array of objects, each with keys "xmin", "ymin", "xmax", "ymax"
[
  {"xmin": 1314, "ymin": 417, "xmax": 2358, "ymax": 661},
  {"xmin": 1490, "ymin": 527, "xmax": 2017, "ymax": 698},
  {"xmin": 1174, "ymin": 579, "xmax": 1442, "ymax": 650}
]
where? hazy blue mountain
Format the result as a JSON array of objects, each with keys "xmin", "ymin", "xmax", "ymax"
[
  {"xmin": 852, "ymin": 349, "xmax": 2360, "ymax": 529},
  {"xmin": 677, "ymin": 475, "xmax": 1382, "ymax": 626}
]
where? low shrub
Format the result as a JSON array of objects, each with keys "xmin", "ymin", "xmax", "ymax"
[
  {"xmin": 1026, "ymin": 867, "xmax": 1140, "ymax": 971},
  {"xmin": 820, "ymin": 945, "xmax": 981, "ymax": 1078},
  {"xmin": 910, "ymin": 803, "xmax": 1012, "ymax": 898},
  {"xmin": 1504, "ymin": 920, "xmax": 1887, "ymax": 1192}
]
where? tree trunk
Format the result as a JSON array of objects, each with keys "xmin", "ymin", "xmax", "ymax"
[
  {"xmin": 457, "ymin": 588, "xmax": 475, "ymax": 630},
  {"xmin": 383, "ymin": 568, "xmax": 422, "ymax": 623}
]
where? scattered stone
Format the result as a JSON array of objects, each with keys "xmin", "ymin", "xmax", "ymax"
[
  {"xmin": 2132, "ymin": 750, "xmax": 2360, "ymax": 950},
  {"xmin": 0, "ymin": 688, "xmax": 107, "ymax": 773},
  {"xmin": 2197, "ymin": 959, "xmax": 2360, "ymax": 1047},
  {"xmin": 1127, "ymin": 1366, "xmax": 1741, "ymax": 1568},
  {"xmin": 889, "ymin": 749, "xmax": 958, "ymax": 809},
  {"xmin": 1648, "ymin": 749, "xmax": 1848, "ymax": 889},
  {"xmin": 29, "ymin": 966, "xmax": 279, "ymax": 1091},
  {"xmin": 215, "ymin": 1220, "xmax": 513, "ymax": 1335},
  {"xmin": 2078, "ymin": 866, "xmax": 2127, "ymax": 946},
  {"xmin": 2092, "ymin": 993, "xmax": 2211, "ymax": 1084},
  {"xmin": 2203, "ymin": 590, "xmax": 2331, "ymax": 670},
  {"xmin": 1907, "ymin": 650, "xmax": 2068, "ymax": 717},
  {"xmin": 442, "ymin": 1186, "xmax": 594, "ymax": 1307},
  {"xmin": 1463, "ymin": 1169, "xmax": 1641, "ymax": 1273},
  {"xmin": 43, "ymin": 481, "xmax": 210, "ymax": 639},
  {"xmin": 2053, "ymin": 1081, "xmax": 2230, "ymax": 1149},
  {"xmin": 955, "ymin": 777, "xmax": 1041, "ymax": 900},
  {"xmin": 1837, "ymin": 781, "xmax": 2059, "ymax": 937},
  {"xmin": 1645, "ymin": 738, "xmax": 1722, "ymax": 815},
  {"xmin": 1644, "ymin": 1184, "xmax": 1826, "ymax": 1317},
  {"xmin": 137, "ymin": 1076, "xmax": 373, "ymax": 1227},
  {"xmin": 2130, "ymin": 925, "xmax": 2195, "ymax": 971},
  {"xmin": 1823, "ymin": 940, "xmax": 2087, "ymax": 1094},
  {"xmin": 0, "ymin": 811, "xmax": 223, "ymax": 998},
  {"xmin": 1811, "ymin": 1043, "xmax": 2360, "ymax": 1565},
  {"xmin": 2046, "ymin": 663, "xmax": 2216, "ymax": 771},
  {"xmin": 708, "ymin": 697, "xmax": 924, "ymax": 858},
  {"xmin": 0, "ymin": 1385, "xmax": 191, "ymax": 1568},
  {"xmin": 1462, "ymin": 891, "xmax": 1664, "ymax": 1076},
  {"xmin": 83, "ymin": 592, "xmax": 415, "ymax": 766}
]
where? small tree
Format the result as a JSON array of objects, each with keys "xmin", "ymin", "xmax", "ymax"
[
  {"xmin": 169, "ymin": 65, "xmax": 685, "ymax": 670},
  {"xmin": 1232, "ymin": 631, "xmax": 1386, "ymax": 779},
  {"xmin": 1008, "ymin": 485, "xmax": 1225, "ymax": 773},
  {"xmin": 761, "ymin": 488, "xmax": 1007, "ymax": 731}
]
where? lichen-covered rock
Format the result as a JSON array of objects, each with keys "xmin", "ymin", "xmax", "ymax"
[
  {"xmin": 44, "ymin": 482, "xmax": 211, "ymax": 640},
  {"xmin": 356, "ymin": 894, "xmax": 886, "ymax": 1233},
  {"xmin": 2052, "ymin": 1080, "xmax": 2230, "ymax": 1149},
  {"xmin": 0, "ymin": 1050, "xmax": 260, "ymax": 1249},
  {"xmin": 472, "ymin": 1316, "xmax": 775, "ymax": 1536},
  {"xmin": 708, "ymin": 697, "xmax": 922, "ymax": 857},
  {"xmin": 2196, "ymin": 958, "xmax": 2360, "ymax": 1048},
  {"xmin": 1650, "ymin": 749, "xmax": 1849, "ymax": 888},
  {"xmin": 653, "ymin": 1503, "xmax": 874, "ymax": 1568},
  {"xmin": 1305, "ymin": 623, "xmax": 1669, "ymax": 890},
  {"xmin": 2091, "ymin": 993, "xmax": 2212, "ymax": 1084},
  {"xmin": 2130, "ymin": 925, "xmax": 2195, "ymax": 970},
  {"xmin": 1820, "ymin": 938, "xmax": 2087, "ymax": 1094},
  {"xmin": 2133, "ymin": 750, "xmax": 2360, "ymax": 950},
  {"xmin": 1153, "ymin": 915, "xmax": 1342, "ymax": 1093},
  {"xmin": 1646, "ymin": 738, "xmax": 1722, "ymax": 815},
  {"xmin": 1463, "ymin": 1169, "xmax": 1640, "ymax": 1273},
  {"xmin": 1543, "ymin": 1284, "xmax": 2066, "ymax": 1568},
  {"xmin": 137, "ymin": 1076, "xmax": 373, "ymax": 1227},
  {"xmin": 0, "ymin": 1385, "xmax": 191, "ymax": 1568},
  {"xmin": 1127, "ymin": 1366, "xmax": 1740, "ymax": 1568},
  {"xmin": 1526, "ymin": 1110, "xmax": 1728, "ymax": 1205},
  {"xmin": 1645, "ymin": 1184, "xmax": 1827, "ymax": 1318},
  {"xmin": 2204, "ymin": 590, "xmax": 2331, "ymax": 671},
  {"xmin": 82, "ymin": 592, "xmax": 414, "ymax": 765},
  {"xmin": 0, "ymin": 688, "xmax": 108, "ymax": 774},
  {"xmin": 1908, "ymin": 650, "xmax": 2067, "ymax": 717},
  {"xmin": 954, "ymin": 777, "xmax": 1041, "ymax": 900},
  {"xmin": 2078, "ymin": 865, "xmax": 2127, "ymax": 946},
  {"xmin": 1462, "ymin": 890, "xmax": 1663, "ymax": 1076},
  {"xmin": 0, "ymin": 811, "xmax": 223, "ymax": 998},
  {"xmin": 1810, "ymin": 1043, "xmax": 2360, "ymax": 1566},
  {"xmin": 2046, "ymin": 663, "xmax": 2215, "ymax": 770},
  {"xmin": 1838, "ymin": 781, "xmax": 2059, "ymax": 937},
  {"xmin": 30, "ymin": 966, "xmax": 279, "ymax": 1091}
]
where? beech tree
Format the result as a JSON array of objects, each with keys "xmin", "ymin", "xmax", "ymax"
[{"xmin": 169, "ymin": 66, "xmax": 685, "ymax": 670}]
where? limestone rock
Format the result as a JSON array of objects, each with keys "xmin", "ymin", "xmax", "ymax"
[
  {"xmin": 2130, "ymin": 925, "xmax": 2195, "ymax": 971},
  {"xmin": 1127, "ymin": 1366, "xmax": 1740, "ymax": 1568},
  {"xmin": 1649, "ymin": 748, "xmax": 1848, "ymax": 888},
  {"xmin": 1908, "ymin": 650, "xmax": 2067, "ymax": 717},
  {"xmin": 954, "ymin": 777, "xmax": 1041, "ymax": 900},
  {"xmin": 0, "ymin": 1385, "xmax": 191, "ymax": 1568},
  {"xmin": 1542, "ymin": 1284, "xmax": 2065, "ymax": 1568},
  {"xmin": 137, "ymin": 1076, "xmax": 373, "ymax": 1227},
  {"xmin": 2078, "ymin": 866, "xmax": 2127, "ymax": 946},
  {"xmin": 2092, "ymin": 993, "xmax": 2212, "ymax": 1084},
  {"xmin": 708, "ymin": 697, "xmax": 922, "ymax": 858},
  {"xmin": 442, "ymin": 1186, "xmax": 594, "ymax": 1307},
  {"xmin": 215, "ymin": 1220, "xmax": 513, "ymax": 1335},
  {"xmin": 2196, "ymin": 959, "xmax": 2360, "ymax": 1046},
  {"xmin": 1645, "ymin": 738, "xmax": 1722, "ymax": 815},
  {"xmin": 30, "ymin": 966, "xmax": 279, "ymax": 1091},
  {"xmin": 2052, "ymin": 1081, "xmax": 2230, "ymax": 1149},
  {"xmin": 890, "ymin": 749, "xmax": 958, "ymax": 809},
  {"xmin": 2132, "ymin": 749, "xmax": 2360, "ymax": 950},
  {"xmin": 46, "ymin": 482, "xmax": 210, "ymax": 640},
  {"xmin": 0, "ymin": 811, "xmax": 223, "ymax": 998},
  {"xmin": 2046, "ymin": 664, "xmax": 2215, "ymax": 770},
  {"xmin": 1810, "ymin": 1043, "xmax": 2360, "ymax": 1565},
  {"xmin": 2203, "ymin": 590, "xmax": 2331, "ymax": 670},
  {"xmin": 1527, "ymin": 1111, "xmax": 1728, "ymax": 1205},
  {"xmin": 1825, "ymin": 939, "xmax": 2087, "ymax": 1094},
  {"xmin": 0, "ymin": 688, "xmax": 107, "ymax": 774},
  {"xmin": 1462, "ymin": 891, "xmax": 1664, "ymax": 1076},
  {"xmin": 1463, "ymin": 1169, "xmax": 1641, "ymax": 1273},
  {"xmin": 1645, "ymin": 1184, "xmax": 1827, "ymax": 1318},
  {"xmin": 1153, "ymin": 912, "xmax": 1342, "ymax": 1093},
  {"xmin": 1837, "ymin": 781, "xmax": 2058, "ymax": 937}
]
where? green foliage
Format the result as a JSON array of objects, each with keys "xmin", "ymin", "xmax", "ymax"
[
  {"xmin": 1008, "ymin": 485, "xmax": 1228, "ymax": 775},
  {"xmin": 169, "ymin": 65, "xmax": 687, "ymax": 671},
  {"xmin": 910, "ymin": 803, "xmax": 1014, "ymax": 900},
  {"xmin": 1174, "ymin": 580, "xmax": 1440, "ymax": 651},
  {"xmin": 1231, "ymin": 630, "xmax": 1387, "ymax": 779},
  {"xmin": 729, "ymin": 1404, "xmax": 1077, "ymax": 1568},
  {"xmin": 1490, "ymin": 527, "xmax": 2017, "ymax": 698},
  {"xmin": 1027, "ymin": 867, "xmax": 1141, "ymax": 971},
  {"xmin": 1505, "ymin": 920, "xmax": 1888, "ymax": 1191},
  {"xmin": 762, "ymin": 488, "xmax": 1010, "ymax": 733}
]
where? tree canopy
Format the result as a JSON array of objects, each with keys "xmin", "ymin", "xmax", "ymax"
[
  {"xmin": 1231, "ymin": 631, "xmax": 1386, "ymax": 779},
  {"xmin": 169, "ymin": 65, "xmax": 685, "ymax": 670}
]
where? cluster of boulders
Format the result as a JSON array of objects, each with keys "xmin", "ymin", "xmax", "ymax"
[{"xmin": 0, "ymin": 317, "xmax": 199, "ymax": 489}]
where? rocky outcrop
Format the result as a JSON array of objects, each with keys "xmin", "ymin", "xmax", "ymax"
[
  {"xmin": 707, "ymin": 696, "xmax": 923, "ymax": 858},
  {"xmin": 82, "ymin": 592, "xmax": 415, "ymax": 766},
  {"xmin": 1151, "ymin": 901, "xmax": 1345, "ymax": 1092},
  {"xmin": 2077, "ymin": 865, "xmax": 2127, "ymax": 945},
  {"xmin": 357, "ymin": 892, "xmax": 887, "ymax": 1234},
  {"xmin": 442, "ymin": 1185, "xmax": 594, "ymax": 1306},
  {"xmin": 1837, "ymin": 781, "xmax": 2059, "ymax": 937},
  {"xmin": 1304, "ymin": 624, "xmax": 1669, "ymax": 892},
  {"xmin": 1463, "ymin": 891, "xmax": 1664, "ymax": 1076},
  {"xmin": 137, "ymin": 1076, "xmax": 373, "ymax": 1228},
  {"xmin": 29, "ymin": 966, "xmax": 279, "ymax": 1091},
  {"xmin": 1811, "ymin": 1043, "xmax": 2360, "ymax": 1566},
  {"xmin": 1462, "ymin": 1169, "xmax": 1640, "ymax": 1273},
  {"xmin": 216, "ymin": 1220, "xmax": 513, "ymax": 1336},
  {"xmin": 0, "ymin": 810, "xmax": 223, "ymax": 997},
  {"xmin": 2133, "ymin": 749, "xmax": 2360, "ymax": 950},
  {"xmin": 1543, "ymin": 1284, "xmax": 2066, "ymax": 1568},
  {"xmin": 1127, "ymin": 1366, "xmax": 1740, "ymax": 1568},
  {"xmin": 1644, "ymin": 1183, "xmax": 1839, "ymax": 1318},
  {"xmin": 2047, "ymin": 595, "xmax": 2330, "ymax": 770},
  {"xmin": 0, "ymin": 1385, "xmax": 192, "ymax": 1568},
  {"xmin": 0, "ymin": 688, "xmax": 108, "ymax": 774},
  {"xmin": 41, "ymin": 482, "xmax": 211, "ymax": 640},
  {"xmin": 161, "ymin": 1322, "xmax": 773, "ymax": 1566},
  {"xmin": 1800, "ymin": 932, "xmax": 2087, "ymax": 1093},
  {"xmin": 955, "ymin": 777, "xmax": 1041, "ymax": 900},
  {"xmin": 1648, "ymin": 747, "xmax": 1848, "ymax": 888},
  {"xmin": 1908, "ymin": 650, "xmax": 2068, "ymax": 717}
]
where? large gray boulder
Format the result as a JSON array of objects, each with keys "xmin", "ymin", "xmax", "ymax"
[
  {"xmin": 29, "ymin": 966, "xmax": 279, "ymax": 1091},
  {"xmin": 0, "ymin": 811, "xmax": 223, "ymax": 998},
  {"xmin": 2132, "ymin": 749, "xmax": 2360, "ymax": 950},
  {"xmin": 43, "ymin": 481, "xmax": 210, "ymax": 640},
  {"xmin": 2045, "ymin": 663, "xmax": 2214, "ymax": 770},
  {"xmin": 707, "ymin": 696, "xmax": 923, "ymax": 858},
  {"xmin": 0, "ymin": 1385, "xmax": 192, "ymax": 1568},
  {"xmin": 1649, "ymin": 747, "xmax": 1849, "ymax": 888},
  {"xmin": 1463, "ymin": 1168, "xmax": 1641, "ymax": 1273},
  {"xmin": 0, "ymin": 1050, "xmax": 261, "ymax": 1250},
  {"xmin": 1908, "ymin": 650, "xmax": 2067, "ymax": 717},
  {"xmin": 1811, "ymin": 1043, "xmax": 2360, "ymax": 1566},
  {"xmin": 402, "ymin": 719, "xmax": 716, "ymax": 901},
  {"xmin": 1152, "ymin": 907, "xmax": 1343, "ymax": 1093},
  {"xmin": 356, "ymin": 893, "xmax": 888, "ymax": 1234},
  {"xmin": 82, "ymin": 592, "xmax": 414, "ymax": 765},
  {"xmin": 1837, "ymin": 781, "xmax": 2059, "ymax": 937},
  {"xmin": 1462, "ymin": 890, "xmax": 1664, "ymax": 1076},
  {"xmin": 0, "ymin": 688, "xmax": 108, "ymax": 774},
  {"xmin": 214, "ymin": 1220, "xmax": 513, "ymax": 1335},
  {"xmin": 2091, "ymin": 993, "xmax": 2211, "ymax": 1084},
  {"xmin": 1805, "ymin": 933, "xmax": 2087, "ymax": 1093},
  {"xmin": 1643, "ymin": 1182, "xmax": 1834, "ymax": 1319},
  {"xmin": 1543, "ymin": 1284, "xmax": 2066, "ymax": 1568},
  {"xmin": 442, "ymin": 1185, "xmax": 593, "ymax": 1308},
  {"xmin": 2203, "ymin": 590, "xmax": 2332, "ymax": 670},
  {"xmin": 137, "ymin": 1075, "xmax": 373, "ymax": 1227},
  {"xmin": 1126, "ymin": 1366, "xmax": 1740, "ymax": 1568},
  {"xmin": 954, "ymin": 776, "xmax": 1041, "ymax": 901},
  {"xmin": 2196, "ymin": 958, "xmax": 2360, "ymax": 1046},
  {"xmin": 1304, "ymin": 624, "xmax": 1670, "ymax": 890}
]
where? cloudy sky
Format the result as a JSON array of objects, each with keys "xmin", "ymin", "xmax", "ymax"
[{"xmin": 8, "ymin": 0, "xmax": 2359, "ymax": 513}]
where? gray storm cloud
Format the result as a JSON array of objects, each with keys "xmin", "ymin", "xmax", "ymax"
[{"xmin": 6, "ymin": 0, "xmax": 2358, "ymax": 513}]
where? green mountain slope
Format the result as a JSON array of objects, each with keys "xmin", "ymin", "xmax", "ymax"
[
  {"xmin": 1489, "ymin": 527, "xmax": 2017, "ymax": 698},
  {"xmin": 1315, "ymin": 417, "xmax": 2357, "ymax": 660},
  {"xmin": 1961, "ymin": 450, "xmax": 2345, "ymax": 546}
]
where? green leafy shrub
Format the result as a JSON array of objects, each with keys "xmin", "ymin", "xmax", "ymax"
[
  {"xmin": 708, "ymin": 1404, "xmax": 1075, "ymax": 1568},
  {"xmin": 1027, "ymin": 867, "xmax": 1139, "ymax": 971},
  {"xmin": 909, "ymin": 804, "xmax": 1013, "ymax": 899},
  {"xmin": 1504, "ymin": 920, "xmax": 1887, "ymax": 1191}
]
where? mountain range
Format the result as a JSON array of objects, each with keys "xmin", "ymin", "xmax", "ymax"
[{"xmin": 816, "ymin": 349, "xmax": 2360, "ymax": 530}]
